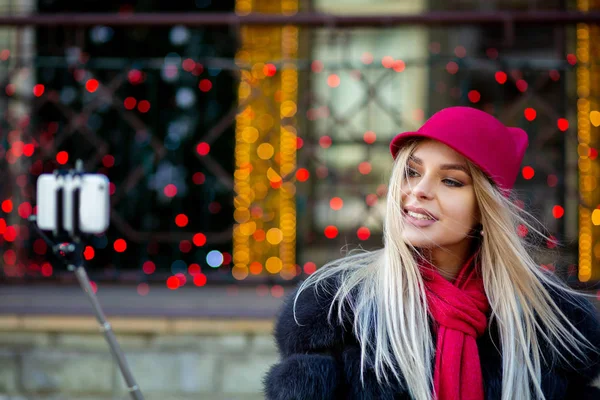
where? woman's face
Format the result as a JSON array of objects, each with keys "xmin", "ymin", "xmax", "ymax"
[{"xmin": 400, "ymin": 140, "xmax": 480, "ymax": 253}]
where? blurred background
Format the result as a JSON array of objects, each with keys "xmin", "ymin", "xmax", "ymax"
[{"xmin": 0, "ymin": 0, "xmax": 599, "ymax": 399}]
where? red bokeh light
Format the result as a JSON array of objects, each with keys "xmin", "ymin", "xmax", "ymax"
[
  {"xmin": 208, "ymin": 202, "xmax": 221, "ymax": 214},
  {"xmin": 83, "ymin": 246, "xmax": 95, "ymax": 260},
  {"xmin": 164, "ymin": 184, "xmax": 177, "ymax": 197},
  {"xmin": 2, "ymin": 199, "xmax": 13, "ymax": 213},
  {"xmin": 303, "ymin": 262, "xmax": 317, "ymax": 275},
  {"xmin": 495, "ymin": 71, "xmax": 507, "ymax": 84},
  {"xmin": 56, "ymin": 151, "xmax": 69, "ymax": 165},
  {"xmin": 128, "ymin": 69, "xmax": 144, "ymax": 84},
  {"xmin": 392, "ymin": 60, "xmax": 405, "ymax": 72},
  {"xmin": 516, "ymin": 80, "xmax": 528, "ymax": 92},
  {"xmin": 319, "ymin": 136, "xmax": 332, "ymax": 149},
  {"xmin": 4, "ymin": 225, "xmax": 17, "ymax": 241},
  {"xmin": 137, "ymin": 283, "xmax": 150, "ymax": 296},
  {"xmin": 358, "ymin": 162, "xmax": 372, "ymax": 175},
  {"xmin": 199, "ymin": 79, "xmax": 212, "ymax": 92},
  {"xmin": 33, "ymin": 238, "xmax": 47, "ymax": 255},
  {"xmin": 192, "ymin": 172, "xmax": 205, "ymax": 184},
  {"xmin": 552, "ymin": 205, "xmax": 564, "ymax": 219},
  {"xmin": 271, "ymin": 285, "xmax": 285, "ymax": 298},
  {"xmin": 193, "ymin": 233, "xmax": 207, "ymax": 246},
  {"xmin": 468, "ymin": 90, "xmax": 480, "ymax": 103},
  {"xmin": 41, "ymin": 262, "xmax": 53, "ymax": 277},
  {"xmin": 143, "ymin": 261, "xmax": 156, "ymax": 274},
  {"xmin": 522, "ymin": 166, "xmax": 535, "ymax": 180},
  {"xmin": 3, "ymin": 249, "xmax": 16, "ymax": 265},
  {"xmin": 137, "ymin": 100, "xmax": 151, "ymax": 113},
  {"xmin": 263, "ymin": 63, "xmax": 277, "ymax": 77},
  {"xmin": 194, "ymin": 273, "xmax": 207, "ymax": 287},
  {"xmin": 85, "ymin": 79, "xmax": 99, "ymax": 93},
  {"xmin": 196, "ymin": 142, "xmax": 210, "ymax": 156},
  {"xmin": 175, "ymin": 214, "xmax": 189, "ymax": 227},
  {"xmin": 524, "ymin": 108, "xmax": 536, "ymax": 121},
  {"xmin": 446, "ymin": 61, "xmax": 459, "ymax": 75},
  {"xmin": 179, "ymin": 240, "xmax": 192, "ymax": 253},
  {"xmin": 363, "ymin": 131, "xmax": 376, "ymax": 144},
  {"xmin": 382, "ymin": 56, "xmax": 394, "ymax": 68},
  {"xmin": 124, "ymin": 97, "xmax": 137, "ymax": 110},
  {"xmin": 557, "ymin": 118, "xmax": 569, "ymax": 132},
  {"xmin": 114, "ymin": 238, "xmax": 127, "ymax": 252},
  {"xmin": 188, "ymin": 263, "xmax": 201, "ymax": 275},
  {"xmin": 547, "ymin": 174, "xmax": 558, "ymax": 187},
  {"xmin": 176, "ymin": 273, "xmax": 186, "ymax": 286},
  {"xmin": 18, "ymin": 202, "xmax": 32, "ymax": 219},
  {"xmin": 182, "ymin": 58, "xmax": 196, "ymax": 72},
  {"xmin": 566, "ymin": 53, "xmax": 577, "ymax": 65},
  {"xmin": 361, "ymin": 52, "xmax": 374, "ymax": 64},
  {"xmin": 324, "ymin": 225, "xmax": 338, "ymax": 239},
  {"xmin": 330, "ymin": 197, "xmax": 343, "ymax": 210},
  {"xmin": 311, "ymin": 60, "xmax": 324, "ymax": 73},
  {"xmin": 366, "ymin": 194, "xmax": 378, "ymax": 207},
  {"xmin": 33, "ymin": 84, "xmax": 45, "ymax": 97},
  {"xmin": 102, "ymin": 155, "xmax": 115, "ymax": 168},
  {"xmin": 357, "ymin": 227, "xmax": 371, "ymax": 240},
  {"xmin": 23, "ymin": 143, "xmax": 35, "ymax": 157},
  {"xmin": 547, "ymin": 236, "xmax": 558, "ymax": 249},
  {"xmin": 296, "ymin": 168, "xmax": 310, "ymax": 182},
  {"xmin": 327, "ymin": 74, "xmax": 341, "ymax": 88},
  {"xmin": 166, "ymin": 276, "xmax": 180, "ymax": 290},
  {"xmin": 249, "ymin": 261, "xmax": 262, "ymax": 275}
]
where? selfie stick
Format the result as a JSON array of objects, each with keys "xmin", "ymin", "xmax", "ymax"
[{"xmin": 29, "ymin": 160, "xmax": 144, "ymax": 400}]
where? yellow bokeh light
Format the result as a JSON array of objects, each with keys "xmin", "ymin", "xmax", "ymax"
[
  {"xmin": 280, "ymin": 100, "xmax": 297, "ymax": 118},
  {"xmin": 267, "ymin": 167, "xmax": 282, "ymax": 183},
  {"xmin": 242, "ymin": 127, "xmax": 259, "ymax": 143},
  {"xmin": 590, "ymin": 110, "xmax": 600, "ymax": 127},
  {"xmin": 234, "ymin": 208, "xmax": 250, "ymax": 223},
  {"xmin": 232, "ymin": 266, "xmax": 249, "ymax": 280},
  {"xmin": 266, "ymin": 257, "xmax": 283, "ymax": 274},
  {"xmin": 593, "ymin": 209, "xmax": 600, "ymax": 226},
  {"xmin": 239, "ymin": 221, "xmax": 257, "ymax": 236},
  {"xmin": 257, "ymin": 143, "xmax": 275, "ymax": 159},
  {"xmin": 266, "ymin": 228, "xmax": 283, "ymax": 244}
]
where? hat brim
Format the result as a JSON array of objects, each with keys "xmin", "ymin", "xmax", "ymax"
[{"xmin": 389, "ymin": 130, "xmax": 497, "ymax": 181}]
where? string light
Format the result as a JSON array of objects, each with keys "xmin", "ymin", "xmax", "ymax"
[
  {"xmin": 233, "ymin": 0, "xmax": 298, "ymax": 280},
  {"xmin": 577, "ymin": 0, "xmax": 594, "ymax": 282}
]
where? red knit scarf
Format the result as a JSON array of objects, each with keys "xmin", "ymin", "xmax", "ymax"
[{"xmin": 419, "ymin": 253, "xmax": 490, "ymax": 400}]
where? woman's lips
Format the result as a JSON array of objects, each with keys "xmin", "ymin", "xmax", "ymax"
[{"xmin": 403, "ymin": 211, "xmax": 437, "ymax": 227}]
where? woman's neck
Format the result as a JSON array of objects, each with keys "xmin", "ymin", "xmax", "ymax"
[{"xmin": 422, "ymin": 241, "xmax": 476, "ymax": 282}]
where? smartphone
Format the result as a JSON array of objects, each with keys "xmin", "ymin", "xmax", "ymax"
[{"xmin": 36, "ymin": 173, "xmax": 110, "ymax": 234}]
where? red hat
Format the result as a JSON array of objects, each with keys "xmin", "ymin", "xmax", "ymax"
[{"xmin": 389, "ymin": 106, "xmax": 528, "ymax": 190}]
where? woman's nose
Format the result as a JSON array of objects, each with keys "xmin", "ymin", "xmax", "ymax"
[{"xmin": 412, "ymin": 177, "xmax": 435, "ymax": 200}]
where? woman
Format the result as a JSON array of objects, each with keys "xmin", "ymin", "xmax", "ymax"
[{"xmin": 263, "ymin": 107, "xmax": 600, "ymax": 400}]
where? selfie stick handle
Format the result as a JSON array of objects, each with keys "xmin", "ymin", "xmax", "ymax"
[{"xmin": 68, "ymin": 262, "xmax": 144, "ymax": 400}]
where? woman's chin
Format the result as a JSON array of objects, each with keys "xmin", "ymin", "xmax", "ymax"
[{"xmin": 401, "ymin": 231, "xmax": 437, "ymax": 248}]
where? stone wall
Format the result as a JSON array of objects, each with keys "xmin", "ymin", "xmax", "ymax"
[{"xmin": 0, "ymin": 316, "xmax": 278, "ymax": 400}]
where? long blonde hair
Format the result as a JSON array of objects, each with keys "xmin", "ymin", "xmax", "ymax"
[{"xmin": 294, "ymin": 139, "xmax": 598, "ymax": 400}]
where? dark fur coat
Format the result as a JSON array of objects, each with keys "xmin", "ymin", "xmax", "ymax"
[{"xmin": 264, "ymin": 277, "xmax": 600, "ymax": 399}]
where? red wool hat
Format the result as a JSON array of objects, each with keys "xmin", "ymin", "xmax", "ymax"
[{"xmin": 389, "ymin": 106, "xmax": 529, "ymax": 190}]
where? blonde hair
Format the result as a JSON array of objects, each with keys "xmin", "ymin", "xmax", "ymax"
[{"xmin": 294, "ymin": 138, "xmax": 598, "ymax": 400}]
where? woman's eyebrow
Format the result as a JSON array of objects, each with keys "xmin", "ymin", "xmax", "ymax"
[{"xmin": 409, "ymin": 156, "xmax": 469, "ymax": 174}]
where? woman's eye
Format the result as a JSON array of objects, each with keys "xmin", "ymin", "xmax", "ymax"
[
  {"xmin": 443, "ymin": 179, "xmax": 463, "ymax": 187},
  {"xmin": 407, "ymin": 168, "xmax": 419, "ymax": 177}
]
